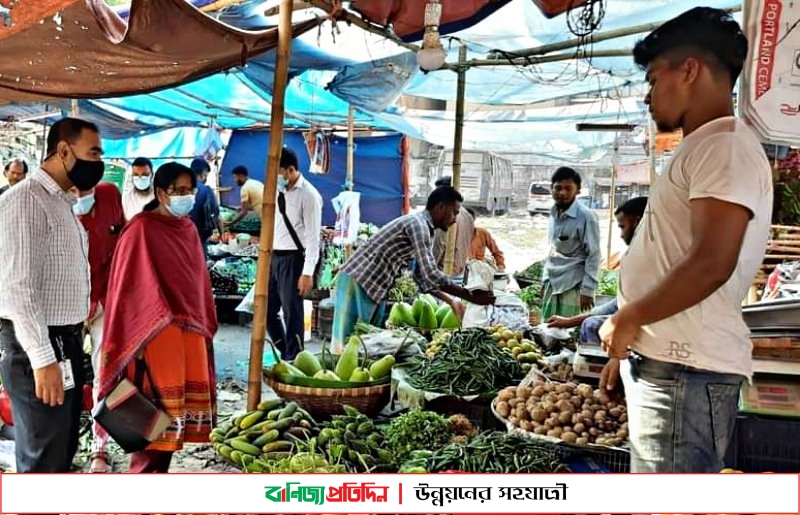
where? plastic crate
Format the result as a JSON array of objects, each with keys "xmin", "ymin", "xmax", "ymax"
[{"xmin": 725, "ymin": 414, "xmax": 800, "ymax": 472}]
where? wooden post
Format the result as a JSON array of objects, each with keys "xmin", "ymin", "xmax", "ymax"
[
  {"xmin": 247, "ymin": 0, "xmax": 293, "ymax": 411},
  {"xmin": 345, "ymin": 105, "xmax": 355, "ymax": 259},
  {"xmin": 443, "ymin": 44, "xmax": 467, "ymax": 277},
  {"xmin": 70, "ymin": 99, "xmax": 79, "ymax": 117}
]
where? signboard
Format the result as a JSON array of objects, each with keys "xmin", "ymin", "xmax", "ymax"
[{"xmin": 102, "ymin": 161, "xmax": 127, "ymax": 192}]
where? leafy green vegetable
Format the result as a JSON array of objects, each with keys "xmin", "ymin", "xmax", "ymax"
[
  {"xmin": 518, "ymin": 283, "xmax": 542, "ymax": 310},
  {"xmin": 387, "ymin": 272, "xmax": 419, "ymax": 302},
  {"xmin": 597, "ymin": 270, "xmax": 618, "ymax": 296},
  {"xmin": 519, "ymin": 260, "xmax": 544, "ymax": 281},
  {"xmin": 384, "ymin": 409, "xmax": 454, "ymax": 464}
]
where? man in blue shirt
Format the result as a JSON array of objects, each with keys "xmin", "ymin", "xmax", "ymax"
[
  {"xmin": 189, "ymin": 158, "xmax": 222, "ymax": 248},
  {"xmin": 547, "ymin": 196, "xmax": 648, "ymax": 331},
  {"xmin": 541, "ymin": 167, "xmax": 601, "ymax": 320}
]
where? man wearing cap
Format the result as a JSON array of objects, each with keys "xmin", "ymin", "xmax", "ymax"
[{"xmin": 189, "ymin": 158, "xmax": 222, "ymax": 247}]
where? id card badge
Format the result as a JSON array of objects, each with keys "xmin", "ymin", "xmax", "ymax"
[{"xmin": 60, "ymin": 359, "xmax": 75, "ymax": 390}]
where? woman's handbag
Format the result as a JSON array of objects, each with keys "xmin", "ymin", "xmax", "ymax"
[{"xmin": 91, "ymin": 358, "xmax": 172, "ymax": 453}]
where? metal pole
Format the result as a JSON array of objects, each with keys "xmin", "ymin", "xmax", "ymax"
[
  {"xmin": 247, "ymin": 0, "xmax": 293, "ymax": 411},
  {"xmin": 606, "ymin": 143, "xmax": 619, "ymax": 265},
  {"xmin": 443, "ymin": 44, "xmax": 467, "ymax": 277}
]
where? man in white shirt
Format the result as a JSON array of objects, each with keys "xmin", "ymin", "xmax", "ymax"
[
  {"xmin": 0, "ymin": 117, "xmax": 104, "ymax": 472},
  {"xmin": 122, "ymin": 156, "xmax": 155, "ymax": 221},
  {"xmin": 599, "ymin": 7, "xmax": 773, "ymax": 472},
  {"xmin": 268, "ymin": 147, "xmax": 322, "ymax": 360}
]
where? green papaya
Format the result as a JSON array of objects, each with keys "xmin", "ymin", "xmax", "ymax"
[
  {"xmin": 419, "ymin": 302, "xmax": 438, "ymax": 330},
  {"xmin": 435, "ymin": 305, "xmax": 452, "ymax": 326},
  {"xmin": 421, "ymin": 294, "xmax": 439, "ymax": 309},
  {"xmin": 440, "ymin": 310, "xmax": 460, "ymax": 329},
  {"xmin": 388, "ymin": 302, "xmax": 416, "ymax": 327},
  {"xmin": 293, "ymin": 350, "xmax": 323, "ymax": 377},
  {"xmin": 368, "ymin": 355, "xmax": 395, "ymax": 380},
  {"xmin": 348, "ymin": 368, "xmax": 372, "ymax": 383}
]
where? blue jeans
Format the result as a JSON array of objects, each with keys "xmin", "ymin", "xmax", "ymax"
[{"xmin": 621, "ymin": 353, "xmax": 744, "ymax": 472}]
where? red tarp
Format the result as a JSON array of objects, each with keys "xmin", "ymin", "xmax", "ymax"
[
  {"xmin": 0, "ymin": 0, "xmax": 319, "ymax": 102},
  {"xmin": 349, "ymin": 0, "xmax": 587, "ymax": 40}
]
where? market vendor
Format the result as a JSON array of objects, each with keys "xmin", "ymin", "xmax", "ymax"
[
  {"xmin": 71, "ymin": 181, "xmax": 125, "ymax": 473},
  {"xmin": 227, "ymin": 165, "xmax": 264, "ymax": 224},
  {"xmin": 466, "ymin": 207, "xmax": 506, "ymax": 271},
  {"xmin": 541, "ymin": 167, "xmax": 601, "ymax": 320},
  {"xmin": 547, "ymin": 196, "xmax": 648, "ymax": 331},
  {"xmin": 599, "ymin": 7, "xmax": 772, "ymax": 473},
  {"xmin": 331, "ymin": 186, "xmax": 496, "ymax": 351}
]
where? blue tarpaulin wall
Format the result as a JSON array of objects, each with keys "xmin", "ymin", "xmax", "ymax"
[{"xmin": 219, "ymin": 131, "xmax": 407, "ymax": 227}]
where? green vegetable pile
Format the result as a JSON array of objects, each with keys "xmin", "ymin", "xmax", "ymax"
[
  {"xmin": 518, "ymin": 283, "xmax": 542, "ymax": 310},
  {"xmin": 384, "ymin": 409, "xmax": 455, "ymax": 464},
  {"xmin": 209, "ymin": 258, "xmax": 256, "ymax": 295},
  {"xmin": 519, "ymin": 260, "xmax": 544, "ymax": 281},
  {"xmin": 400, "ymin": 431, "xmax": 569, "ymax": 473},
  {"xmin": 387, "ymin": 272, "xmax": 419, "ymax": 302},
  {"xmin": 404, "ymin": 328, "xmax": 525, "ymax": 396},
  {"xmin": 597, "ymin": 270, "xmax": 618, "ymax": 296},
  {"xmin": 317, "ymin": 405, "xmax": 394, "ymax": 472}
]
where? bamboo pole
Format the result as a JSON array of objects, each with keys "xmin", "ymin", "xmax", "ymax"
[
  {"xmin": 443, "ymin": 45, "xmax": 467, "ymax": 277},
  {"xmin": 247, "ymin": 0, "xmax": 293, "ymax": 411}
]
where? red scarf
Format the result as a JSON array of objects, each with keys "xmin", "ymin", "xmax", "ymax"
[{"xmin": 98, "ymin": 211, "xmax": 218, "ymax": 400}]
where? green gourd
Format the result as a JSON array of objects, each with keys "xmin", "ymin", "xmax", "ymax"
[{"xmin": 334, "ymin": 336, "xmax": 361, "ymax": 381}]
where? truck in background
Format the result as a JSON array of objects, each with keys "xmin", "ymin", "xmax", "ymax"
[{"xmin": 411, "ymin": 149, "xmax": 516, "ymax": 215}]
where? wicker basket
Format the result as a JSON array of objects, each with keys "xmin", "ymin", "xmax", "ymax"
[{"xmin": 263, "ymin": 374, "xmax": 391, "ymax": 420}]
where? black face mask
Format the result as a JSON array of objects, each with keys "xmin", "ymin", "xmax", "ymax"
[{"xmin": 64, "ymin": 146, "xmax": 104, "ymax": 191}]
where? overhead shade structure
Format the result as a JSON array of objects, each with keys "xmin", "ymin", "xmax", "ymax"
[{"xmin": 0, "ymin": 0, "xmax": 319, "ymax": 102}]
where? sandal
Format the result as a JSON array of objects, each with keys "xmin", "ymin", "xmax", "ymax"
[{"xmin": 89, "ymin": 452, "xmax": 112, "ymax": 473}]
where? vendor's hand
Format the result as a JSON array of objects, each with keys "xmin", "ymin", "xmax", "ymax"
[
  {"xmin": 468, "ymin": 289, "xmax": 495, "ymax": 306},
  {"xmin": 34, "ymin": 362, "xmax": 64, "ymax": 407},
  {"xmin": 451, "ymin": 301, "xmax": 466, "ymax": 321},
  {"xmin": 580, "ymin": 295, "xmax": 594, "ymax": 311},
  {"xmin": 599, "ymin": 308, "xmax": 641, "ymax": 359},
  {"xmin": 599, "ymin": 358, "xmax": 622, "ymax": 396},
  {"xmin": 547, "ymin": 315, "xmax": 576, "ymax": 329},
  {"xmin": 298, "ymin": 275, "xmax": 313, "ymax": 296}
]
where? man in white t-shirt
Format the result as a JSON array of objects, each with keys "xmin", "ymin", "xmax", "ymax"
[{"xmin": 599, "ymin": 7, "xmax": 773, "ymax": 473}]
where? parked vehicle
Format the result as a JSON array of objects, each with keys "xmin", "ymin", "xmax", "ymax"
[
  {"xmin": 413, "ymin": 150, "xmax": 515, "ymax": 214},
  {"xmin": 527, "ymin": 181, "xmax": 551, "ymax": 215}
]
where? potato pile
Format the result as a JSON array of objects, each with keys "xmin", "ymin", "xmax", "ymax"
[{"xmin": 495, "ymin": 382, "xmax": 628, "ymax": 447}]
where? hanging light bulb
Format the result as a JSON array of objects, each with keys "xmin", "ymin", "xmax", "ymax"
[{"xmin": 417, "ymin": 0, "xmax": 446, "ymax": 71}]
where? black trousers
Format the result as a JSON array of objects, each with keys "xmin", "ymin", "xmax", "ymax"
[
  {"xmin": 267, "ymin": 251, "xmax": 305, "ymax": 360},
  {"xmin": 0, "ymin": 319, "xmax": 85, "ymax": 473}
]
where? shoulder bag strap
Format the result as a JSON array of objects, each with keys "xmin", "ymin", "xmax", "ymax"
[{"xmin": 278, "ymin": 191, "xmax": 305, "ymax": 252}]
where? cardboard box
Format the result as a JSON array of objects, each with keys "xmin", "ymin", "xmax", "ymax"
[{"xmin": 739, "ymin": 377, "xmax": 800, "ymax": 418}]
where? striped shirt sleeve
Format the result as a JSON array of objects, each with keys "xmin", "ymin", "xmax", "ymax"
[{"xmin": 0, "ymin": 193, "xmax": 56, "ymax": 368}]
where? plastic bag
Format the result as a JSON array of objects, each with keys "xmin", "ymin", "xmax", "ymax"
[
  {"xmin": 235, "ymin": 285, "xmax": 256, "ymax": 314},
  {"xmin": 332, "ymin": 191, "xmax": 361, "ymax": 245},
  {"xmin": 463, "ymin": 260, "xmax": 500, "ymax": 328},
  {"xmin": 531, "ymin": 323, "xmax": 573, "ymax": 351},
  {"xmin": 356, "ymin": 329, "xmax": 426, "ymax": 361}
]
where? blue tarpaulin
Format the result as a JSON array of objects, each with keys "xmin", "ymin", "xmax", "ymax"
[{"xmin": 219, "ymin": 131, "xmax": 406, "ymax": 226}]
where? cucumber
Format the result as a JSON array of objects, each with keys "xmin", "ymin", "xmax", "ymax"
[
  {"xmin": 262, "ymin": 440, "xmax": 294, "ymax": 453},
  {"xmin": 218, "ymin": 445, "xmax": 234, "ymax": 459},
  {"xmin": 266, "ymin": 408, "xmax": 284, "ymax": 420},
  {"xmin": 270, "ymin": 417, "xmax": 296, "ymax": 433},
  {"xmin": 239, "ymin": 410, "xmax": 265, "ymax": 430},
  {"xmin": 230, "ymin": 450, "xmax": 244, "ymax": 465},
  {"xmin": 253, "ymin": 430, "xmax": 281, "ymax": 448},
  {"xmin": 246, "ymin": 420, "xmax": 273, "ymax": 433},
  {"xmin": 262, "ymin": 451, "xmax": 292, "ymax": 461},
  {"xmin": 224, "ymin": 426, "xmax": 240, "ymax": 439},
  {"xmin": 257, "ymin": 398, "xmax": 284, "ymax": 411},
  {"xmin": 257, "ymin": 429, "xmax": 280, "ymax": 450},
  {"xmin": 230, "ymin": 439, "xmax": 262, "ymax": 456},
  {"xmin": 278, "ymin": 402, "xmax": 298, "ymax": 419}
]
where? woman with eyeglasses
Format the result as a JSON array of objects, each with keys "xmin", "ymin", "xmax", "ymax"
[{"xmin": 96, "ymin": 162, "xmax": 218, "ymax": 473}]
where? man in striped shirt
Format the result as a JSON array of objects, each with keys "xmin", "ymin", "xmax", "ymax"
[
  {"xmin": 331, "ymin": 187, "xmax": 496, "ymax": 350},
  {"xmin": 0, "ymin": 117, "xmax": 104, "ymax": 473}
]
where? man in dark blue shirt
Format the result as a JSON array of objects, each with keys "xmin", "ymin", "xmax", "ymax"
[{"xmin": 189, "ymin": 158, "xmax": 222, "ymax": 247}]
